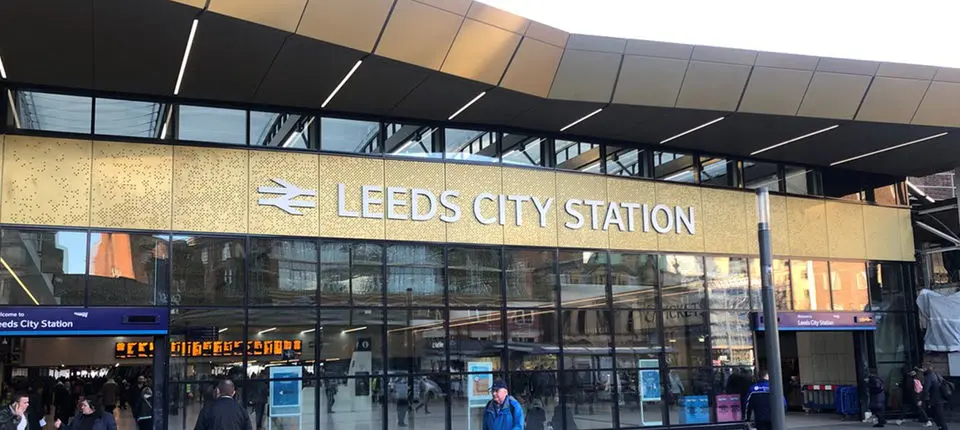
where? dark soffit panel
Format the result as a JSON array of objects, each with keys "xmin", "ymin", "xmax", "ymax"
[
  {"xmin": 324, "ymin": 55, "xmax": 432, "ymax": 117},
  {"xmin": 450, "ymin": 87, "xmax": 541, "ymax": 128},
  {"xmin": 93, "ymin": 0, "xmax": 197, "ymax": 95},
  {"xmin": 665, "ymin": 112, "xmax": 840, "ymax": 156},
  {"xmin": 177, "ymin": 12, "xmax": 288, "ymax": 103},
  {"xmin": 499, "ymin": 98, "xmax": 605, "ymax": 132},
  {"xmin": 763, "ymin": 121, "xmax": 951, "ymax": 166},
  {"xmin": 843, "ymin": 133, "xmax": 960, "ymax": 177},
  {"xmin": 0, "ymin": 0, "xmax": 94, "ymax": 89},
  {"xmin": 253, "ymin": 35, "xmax": 366, "ymax": 109},
  {"xmin": 570, "ymin": 104, "xmax": 730, "ymax": 147},
  {"xmin": 389, "ymin": 72, "xmax": 490, "ymax": 122}
]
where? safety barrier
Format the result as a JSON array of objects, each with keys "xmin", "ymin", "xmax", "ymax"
[
  {"xmin": 835, "ymin": 386, "xmax": 859, "ymax": 419},
  {"xmin": 802, "ymin": 385, "xmax": 838, "ymax": 413}
]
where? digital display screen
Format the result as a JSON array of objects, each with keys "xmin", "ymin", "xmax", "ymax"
[{"xmin": 115, "ymin": 340, "xmax": 302, "ymax": 359}]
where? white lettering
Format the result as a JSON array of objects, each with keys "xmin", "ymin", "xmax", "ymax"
[
  {"xmin": 498, "ymin": 194, "xmax": 507, "ymax": 226},
  {"xmin": 411, "ymin": 189, "xmax": 438, "ymax": 221},
  {"xmin": 564, "ymin": 199, "xmax": 585, "ymax": 229},
  {"xmin": 531, "ymin": 197, "xmax": 554, "ymax": 228},
  {"xmin": 602, "ymin": 202, "xmax": 626, "ymax": 231},
  {"xmin": 507, "ymin": 195, "xmax": 531, "ymax": 226},
  {"xmin": 620, "ymin": 202, "xmax": 640, "ymax": 232},
  {"xmin": 439, "ymin": 191, "xmax": 461, "ymax": 223},
  {"xmin": 337, "ymin": 183, "xmax": 359, "ymax": 218},
  {"xmin": 676, "ymin": 206, "xmax": 695, "ymax": 235},
  {"xmin": 651, "ymin": 204, "xmax": 673, "ymax": 234},
  {"xmin": 642, "ymin": 204, "xmax": 651, "ymax": 233},
  {"xmin": 361, "ymin": 185, "xmax": 383, "ymax": 219},
  {"xmin": 386, "ymin": 187, "xmax": 408, "ymax": 220},
  {"xmin": 474, "ymin": 193, "xmax": 497, "ymax": 225},
  {"xmin": 583, "ymin": 200, "xmax": 604, "ymax": 230}
]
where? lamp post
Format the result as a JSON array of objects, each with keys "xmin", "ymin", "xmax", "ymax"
[{"xmin": 757, "ymin": 188, "xmax": 786, "ymax": 429}]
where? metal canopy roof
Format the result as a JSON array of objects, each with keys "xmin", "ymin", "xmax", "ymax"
[{"xmin": 1, "ymin": 0, "xmax": 959, "ymax": 178}]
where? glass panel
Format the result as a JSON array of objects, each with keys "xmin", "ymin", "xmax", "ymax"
[
  {"xmin": 660, "ymin": 256, "xmax": 707, "ymax": 367},
  {"xmin": 501, "ymin": 134, "xmax": 544, "ymax": 167},
  {"xmin": 562, "ymin": 309, "xmax": 611, "ymax": 360},
  {"xmin": 558, "ymin": 250, "xmax": 606, "ymax": 308},
  {"xmin": 319, "ymin": 242, "xmax": 383, "ymax": 307},
  {"xmin": 665, "ymin": 368, "xmax": 715, "ymax": 425},
  {"xmin": 249, "ymin": 377, "xmax": 318, "ymax": 430},
  {"xmin": 749, "ymin": 259, "xmax": 792, "ymax": 311},
  {"xmin": 245, "ymin": 308, "xmax": 316, "ymax": 373},
  {"xmin": 699, "ymin": 158, "xmax": 739, "ymax": 187},
  {"xmin": 558, "ymin": 370, "xmax": 616, "ymax": 429},
  {"xmin": 505, "ymin": 248, "xmax": 556, "ymax": 308},
  {"xmin": 617, "ymin": 360, "xmax": 666, "ymax": 427},
  {"xmin": 384, "ymin": 123, "xmax": 441, "ymax": 158},
  {"xmin": 249, "ymin": 237, "xmax": 318, "ymax": 306},
  {"xmin": 709, "ymin": 312, "xmax": 754, "ymax": 367},
  {"xmin": 88, "ymin": 232, "xmax": 170, "ymax": 306},
  {"xmin": 605, "ymin": 147, "xmax": 648, "ymax": 178},
  {"xmin": 321, "ymin": 117, "xmax": 381, "ymax": 154},
  {"xmin": 445, "ymin": 128, "xmax": 499, "ymax": 163},
  {"xmin": 319, "ymin": 308, "xmax": 384, "ymax": 374},
  {"xmin": 94, "ymin": 97, "xmax": 163, "ymax": 138},
  {"xmin": 706, "ymin": 257, "xmax": 750, "ymax": 310},
  {"xmin": 449, "ymin": 309, "xmax": 504, "ymax": 371},
  {"xmin": 167, "ymin": 308, "xmax": 245, "ymax": 382},
  {"xmin": 662, "ymin": 309, "xmax": 708, "ymax": 368},
  {"xmin": 507, "ymin": 308, "xmax": 560, "ymax": 368},
  {"xmin": 869, "ymin": 262, "xmax": 908, "ymax": 311},
  {"xmin": 790, "ymin": 260, "xmax": 830, "ymax": 311},
  {"xmin": 0, "ymin": 229, "xmax": 86, "ymax": 305},
  {"xmin": 319, "ymin": 376, "xmax": 383, "ymax": 428},
  {"xmin": 660, "ymin": 255, "xmax": 706, "ymax": 309},
  {"xmin": 877, "ymin": 363, "xmax": 911, "ymax": 413},
  {"xmin": 653, "ymin": 151, "xmax": 696, "ymax": 183},
  {"xmin": 386, "ymin": 244, "xmax": 444, "ymax": 306},
  {"xmin": 507, "ymin": 370, "xmax": 560, "ymax": 421},
  {"xmin": 610, "ymin": 252, "xmax": 658, "ymax": 309},
  {"xmin": 448, "ymin": 247, "xmax": 501, "ymax": 308},
  {"xmin": 170, "ymin": 235, "xmax": 245, "ymax": 306},
  {"xmin": 830, "ymin": 261, "xmax": 869, "ymax": 311},
  {"xmin": 554, "ymin": 140, "xmax": 602, "ymax": 172},
  {"xmin": 9, "ymin": 91, "xmax": 92, "ymax": 134},
  {"xmin": 784, "ymin": 166, "xmax": 813, "ymax": 195},
  {"xmin": 875, "ymin": 312, "xmax": 909, "ymax": 362},
  {"xmin": 387, "ymin": 308, "xmax": 446, "ymax": 373},
  {"xmin": 612, "ymin": 309, "xmax": 661, "ymax": 357},
  {"xmin": 249, "ymin": 111, "xmax": 316, "ymax": 149},
  {"xmin": 177, "ymin": 105, "xmax": 246, "ymax": 145},
  {"xmin": 743, "ymin": 161, "xmax": 781, "ymax": 191}
]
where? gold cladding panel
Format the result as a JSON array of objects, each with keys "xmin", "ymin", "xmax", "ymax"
[
  {"xmin": 375, "ymin": 0, "xmax": 464, "ymax": 70},
  {"xmin": 296, "ymin": 0, "xmax": 394, "ymax": 52},
  {"xmin": 502, "ymin": 168, "xmax": 557, "ymax": 247},
  {"xmin": 745, "ymin": 193, "xmax": 789, "ymax": 256},
  {"xmin": 318, "ymin": 155, "xmax": 385, "ymax": 240},
  {"xmin": 898, "ymin": 209, "xmax": 915, "ymax": 261},
  {"xmin": 556, "ymin": 172, "xmax": 608, "ymax": 249},
  {"xmin": 654, "ymin": 183, "xmax": 704, "ymax": 253},
  {"xmin": 249, "ymin": 151, "xmax": 319, "ymax": 237},
  {"xmin": 444, "ymin": 163, "xmax": 503, "ymax": 245},
  {"xmin": 786, "ymin": 197, "xmax": 828, "ymax": 258},
  {"xmin": 605, "ymin": 178, "xmax": 657, "ymax": 252},
  {"xmin": 440, "ymin": 19, "xmax": 522, "ymax": 85},
  {"xmin": 384, "ymin": 160, "xmax": 447, "ymax": 243},
  {"xmin": 825, "ymin": 200, "xmax": 867, "ymax": 259},
  {"xmin": 701, "ymin": 188, "xmax": 748, "ymax": 255},
  {"xmin": 465, "ymin": 2, "xmax": 530, "ymax": 34},
  {"xmin": 172, "ymin": 146, "xmax": 248, "ymax": 233},
  {"xmin": 90, "ymin": 141, "xmax": 173, "ymax": 230},
  {"xmin": 500, "ymin": 38, "xmax": 564, "ymax": 98},
  {"xmin": 1, "ymin": 136, "xmax": 91, "ymax": 227},
  {"xmin": 862, "ymin": 205, "xmax": 903, "ymax": 261},
  {"xmin": 208, "ymin": 0, "xmax": 308, "ymax": 33}
]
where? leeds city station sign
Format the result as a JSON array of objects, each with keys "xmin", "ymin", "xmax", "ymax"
[{"xmin": 258, "ymin": 178, "xmax": 697, "ymax": 235}]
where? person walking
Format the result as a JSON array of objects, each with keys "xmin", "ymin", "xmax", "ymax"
[
  {"xmin": 744, "ymin": 371, "xmax": 785, "ymax": 430},
  {"xmin": 482, "ymin": 381, "xmax": 524, "ymax": 430},
  {"xmin": 54, "ymin": 397, "xmax": 117, "ymax": 430},
  {"xmin": 132, "ymin": 376, "xmax": 153, "ymax": 430},
  {"xmin": 898, "ymin": 369, "xmax": 933, "ymax": 427},
  {"xmin": 100, "ymin": 379, "xmax": 118, "ymax": 414},
  {"xmin": 0, "ymin": 392, "xmax": 30, "ymax": 430},
  {"xmin": 525, "ymin": 400, "xmax": 546, "ymax": 430},
  {"xmin": 867, "ymin": 369, "xmax": 888, "ymax": 427},
  {"xmin": 194, "ymin": 380, "xmax": 252, "ymax": 430},
  {"xmin": 922, "ymin": 365, "xmax": 950, "ymax": 430}
]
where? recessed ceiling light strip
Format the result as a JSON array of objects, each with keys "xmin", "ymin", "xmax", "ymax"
[
  {"xmin": 173, "ymin": 19, "xmax": 199, "ymax": 95},
  {"xmin": 448, "ymin": 91, "xmax": 486, "ymax": 120},
  {"xmin": 560, "ymin": 108, "xmax": 603, "ymax": 132},
  {"xmin": 830, "ymin": 132, "xmax": 948, "ymax": 166},
  {"xmin": 659, "ymin": 117, "xmax": 725, "ymax": 144},
  {"xmin": 322, "ymin": 60, "xmax": 363, "ymax": 109},
  {"xmin": 750, "ymin": 125, "xmax": 840, "ymax": 156},
  {"xmin": 0, "ymin": 55, "xmax": 7, "ymax": 79}
]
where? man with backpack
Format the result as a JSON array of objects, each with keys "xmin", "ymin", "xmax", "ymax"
[
  {"xmin": 483, "ymin": 381, "xmax": 524, "ymax": 430},
  {"xmin": 921, "ymin": 364, "xmax": 952, "ymax": 430},
  {"xmin": 866, "ymin": 369, "xmax": 887, "ymax": 427}
]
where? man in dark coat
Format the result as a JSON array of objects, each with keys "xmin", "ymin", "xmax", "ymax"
[
  {"xmin": 194, "ymin": 380, "xmax": 252, "ymax": 430},
  {"xmin": 922, "ymin": 365, "xmax": 949, "ymax": 430},
  {"xmin": 866, "ymin": 369, "xmax": 887, "ymax": 427}
]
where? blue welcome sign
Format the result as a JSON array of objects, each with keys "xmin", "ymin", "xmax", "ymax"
[{"xmin": 0, "ymin": 307, "xmax": 167, "ymax": 336}]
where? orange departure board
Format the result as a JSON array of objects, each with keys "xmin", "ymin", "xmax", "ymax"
[{"xmin": 115, "ymin": 340, "xmax": 302, "ymax": 359}]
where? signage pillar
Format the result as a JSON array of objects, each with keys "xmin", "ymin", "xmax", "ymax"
[{"xmin": 756, "ymin": 188, "xmax": 786, "ymax": 430}]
